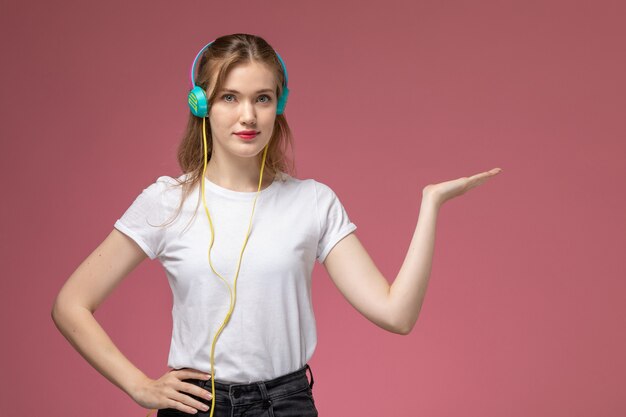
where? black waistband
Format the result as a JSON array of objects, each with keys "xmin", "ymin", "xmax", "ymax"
[
  {"xmin": 181, "ymin": 363, "xmax": 315, "ymax": 406},
  {"xmin": 185, "ymin": 363, "xmax": 314, "ymax": 392}
]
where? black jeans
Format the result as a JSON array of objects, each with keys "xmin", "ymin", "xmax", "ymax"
[{"xmin": 157, "ymin": 364, "xmax": 318, "ymax": 417}]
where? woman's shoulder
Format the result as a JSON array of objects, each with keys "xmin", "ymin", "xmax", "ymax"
[
  {"xmin": 279, "ymin": 174, "xmax": 339, "ymax": 203},
  {"xmin": 155, "ymin": 173, "xmax": 188, "ymax": 185},
  {"xmin": 299, "ymin": 175, "xmax": 333, "ymax": 194},
  {"xmin": 275, "ymin": 171, "xmax": 320, "ymax": 190},
  {"xmin": 135, "ymin": 174, "xmax": 189, "ymax": 204},
  {"xmin": 150, "ymin": 173, "xmax": 197, "ymax": 191}
]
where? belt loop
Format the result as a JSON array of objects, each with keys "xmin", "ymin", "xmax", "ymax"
[
  {"xmin": 305, "ymin": 363, "xmax": 314, "ymax": 389},
  {"xmin": 257, "ymin": 381, "xmax": 275, "ymax": 416}
]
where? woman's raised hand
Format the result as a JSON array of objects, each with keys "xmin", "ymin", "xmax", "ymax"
[
  {"xmin": 132, "ymin": 368, "xmax": 214, "ymax": 415},
  {"xmin": 423, "ymin": 167, "xmax": 502, "ymax": 207}
]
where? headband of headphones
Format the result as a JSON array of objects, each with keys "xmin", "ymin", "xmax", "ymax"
[{"xmin": 187, "ymin": 39, "xmax": 290, "ymax": 117}]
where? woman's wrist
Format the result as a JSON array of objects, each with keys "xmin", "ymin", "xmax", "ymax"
[
  {"xmin": 422, "ymin": 186, "xmax": 443, "ymax": 210},
  {"xmin": 126, "ymin": 372, "xmax": 153, "ymax": 401}
]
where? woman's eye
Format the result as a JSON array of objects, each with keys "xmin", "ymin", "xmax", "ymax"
[{"xmin": 221, "ymin": 94, "xmax": 271, "ymax": 103}]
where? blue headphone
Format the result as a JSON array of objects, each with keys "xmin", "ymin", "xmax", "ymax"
[{"xmin": 187, "ymin": 40, "xmax": 290, "ymax": 118}]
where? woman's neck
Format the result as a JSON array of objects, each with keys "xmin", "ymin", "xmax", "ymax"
[{"xmin": 204, "ymin": 163, "xmax": 276, "ymax": 192}]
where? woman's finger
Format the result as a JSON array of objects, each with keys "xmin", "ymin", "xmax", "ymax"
[
  {"xmin": 174, "ymin": 368, "xmax": 211, "ymax": 381},
  {"xmin": 170, "ymin": 389, "xmax": 211, "ymax": 414},
  {"xmin": 175, "ymin": 381, "xmax": 213, "ymax": 400},
  {"xmin": 471, "ymin": 168, "xmax": 501, "ymax": 180},
  {"xmin": 469, "ymin": 168, "xmax": 501, "ymax": 186}
]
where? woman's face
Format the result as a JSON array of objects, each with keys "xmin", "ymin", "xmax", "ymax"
[{"xmin": 208, "ymin": 61, "xmax": 278, "ymax": 164}]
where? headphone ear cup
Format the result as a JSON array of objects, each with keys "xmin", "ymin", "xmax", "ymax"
[
  {"xmin": 276, "ymin": 86, "xmax": 289, "ymax": 115},
  {"xmin": 188, "ymin": 86, "xmax": 209, "ymax": 117}
]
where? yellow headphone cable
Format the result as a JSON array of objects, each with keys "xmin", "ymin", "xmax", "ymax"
[{"xmin": 146, "ymin": 116, "xmax": 269, "ymax": 417}]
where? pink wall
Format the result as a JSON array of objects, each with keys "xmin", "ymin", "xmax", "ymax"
[{"xmin": 1, "ymin": 0, "xmax": 625, "ymax": 416}]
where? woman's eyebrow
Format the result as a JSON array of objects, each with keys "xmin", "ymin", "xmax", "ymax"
[{"xmin": 220, "ymin": 88, "xmax": 274, "ymax": 94}]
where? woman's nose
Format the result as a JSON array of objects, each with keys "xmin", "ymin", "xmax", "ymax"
[{"xmin": 239, "ymin": 101, "xmax": 257, "ymax": 124}]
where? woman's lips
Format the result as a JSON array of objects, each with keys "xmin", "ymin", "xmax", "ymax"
[{"xmin": 235, "ymin": 133, "xmax": 258, "ymax": 140}]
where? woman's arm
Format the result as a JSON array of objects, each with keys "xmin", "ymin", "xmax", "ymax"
[
  {"xmin": 51, "ymin": 229, "xmax": 150, "ymax": 400},
  {"xmin": 323, "ymin": 168, "xmax": 501, "ymax": 335},
  {"xmin": 387, "ymin": 193, "xmax": 439, "ymax": 333},
  {"xmin": 322, "ymin": 193, "xmax": 439, "ymax": 335}
]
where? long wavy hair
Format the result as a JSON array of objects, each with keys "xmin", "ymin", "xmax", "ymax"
[{"xmin": 159, "ymin": 33, "xmax": 297, "ymax": 231}]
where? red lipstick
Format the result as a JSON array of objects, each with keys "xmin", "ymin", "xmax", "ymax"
[{"xmin": 235, "ymin": 130, "xmax": 259, "ymax": 140}]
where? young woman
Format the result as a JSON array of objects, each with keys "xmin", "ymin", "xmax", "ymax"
[{"xmin": 51, "ymin": 33, "xmax": 502, "ymax": 417}]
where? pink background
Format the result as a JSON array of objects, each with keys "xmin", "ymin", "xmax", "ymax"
[{"xmin": 2, "ymin": 0, "xmax": 625, "ymax": 416}]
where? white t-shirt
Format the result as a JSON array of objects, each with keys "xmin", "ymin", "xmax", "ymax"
[{"xmin": 113, "ymin": 172, "xmax": 357, "ymax": 383}]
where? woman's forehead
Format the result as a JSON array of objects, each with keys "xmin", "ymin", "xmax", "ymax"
[{"xmin": 221, "ymin": 61, "xmax": 277, "ymax": 92}]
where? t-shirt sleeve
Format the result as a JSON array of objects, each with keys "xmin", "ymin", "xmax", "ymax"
[
  {"xmin": 315, "ymin": 181, "xmax": 358, "ymax": 264},
  {"xmin": 113, "ymin": 178, "xmax": 168, "ymax": 260}
]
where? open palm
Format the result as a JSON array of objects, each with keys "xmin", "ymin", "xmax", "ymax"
[{"xmin": 423, "ymin": 167, "xmax": 502, "ymax": 207}]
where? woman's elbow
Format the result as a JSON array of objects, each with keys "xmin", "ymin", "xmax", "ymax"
[{"xmin": 393, "ymin": 315, "xmax": 418, "ymax": 335}]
